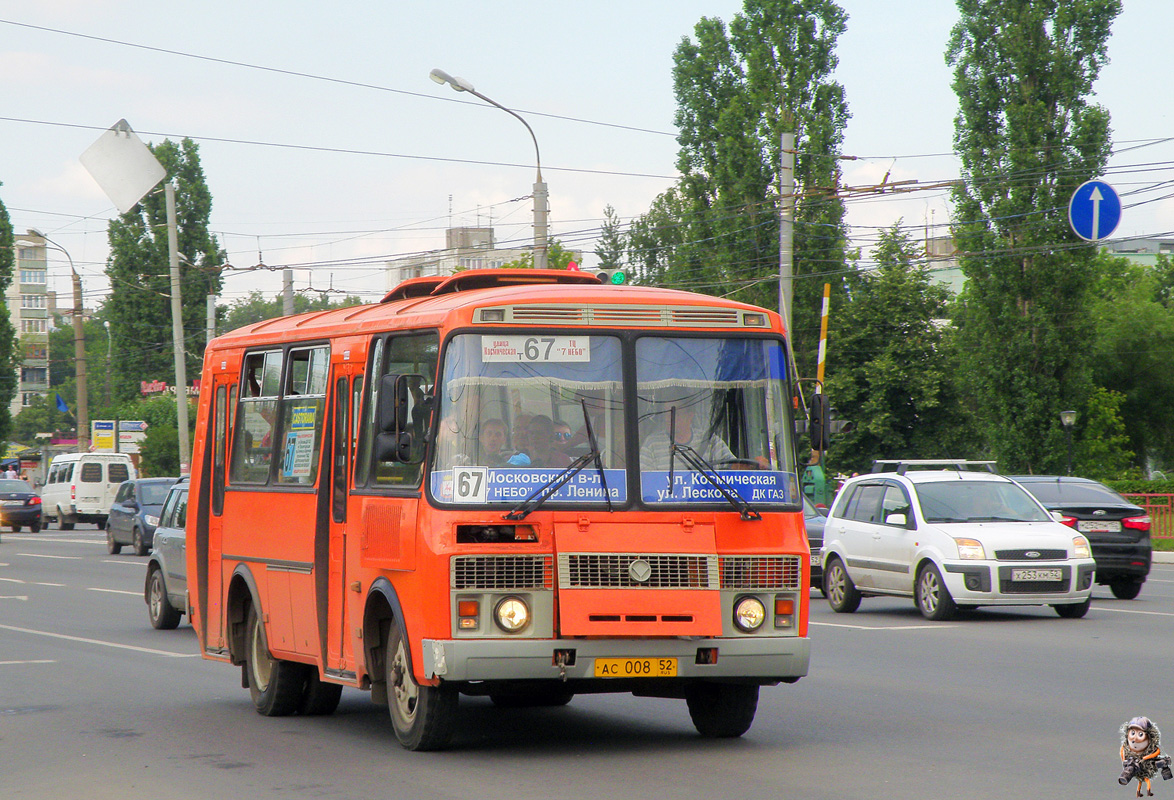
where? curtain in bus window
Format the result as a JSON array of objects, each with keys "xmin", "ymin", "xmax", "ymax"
[{"xmin": 275, "ymin": 346, "xmax": 330, "ymax": 486}]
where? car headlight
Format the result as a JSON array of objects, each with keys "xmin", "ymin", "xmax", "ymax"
[
  {"xmin": 494, "ymin": 597, "xmax": 530, "ymax": 633},
  {"xmin": 144, "ymin": 515, "xmax": 160, "ymax": 527},
  {"xmin": 733, "ymin": 596, "xmax": 767, "ymax": 632},
  {"xmin": 1073, "ymin": 536, "xmax": 1091, "ymax": 559},
  {"xmin": 954, "ymin": 537, "xmax": 986, "ymax": 560}
]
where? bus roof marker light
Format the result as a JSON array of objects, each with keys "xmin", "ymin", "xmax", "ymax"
[
  {"xmin": 743, "ymin": 313, "xmax": 767, "ymax": 327},
  {"xmin": 480, "ymin": 308, "xmax": 506, "ymax": 323}
]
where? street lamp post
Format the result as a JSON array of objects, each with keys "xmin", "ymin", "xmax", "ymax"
[
  {"xmin": 1060, "ymin": 410, "xmax": 1077, "ymax": 476},
  {"xmin": 429, "ymin": 68, "xmax": 548, "ymax": 270},
  {"xmin": 31, "ymin": 229, "xmax": 89, "ymax": 452}
]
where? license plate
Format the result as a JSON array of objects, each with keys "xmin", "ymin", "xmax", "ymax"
[
  {"xmin": 1077, "ymin": 520, "xmax": 1121, "ymax": 533},
  {"xmin": 810, "ymin": 553, "xmax": 821, "ymax": 567},
  {"xmin": 1011, "ymin": 568, "xmax": 1063, "ymax": 582},
  {"xmin": 594, "ymin": 657, "xmax": 677, "ymax": 678},
  {"xmin": 3, "ymin": 500, "xmax": 24, "ymax": 507}
]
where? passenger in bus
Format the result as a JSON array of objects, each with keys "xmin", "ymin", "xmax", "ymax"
[
  {"xmin": 511, "ymin": 413, "xmax": 534, "ymax": 459},
  {"xmin": 552, "ymin": 419, "xmax": 573, "ymax": 454},
  {"xmin": 521, "ymin": 414, "xmax": 573, "ymax": 468},
  {"xmin": 476, "ymin": 418, "xmax": 514, "ymax": 466},
  {"xmin": 640, "ymin": 404, "xmax": 735, "ymax": 471}
]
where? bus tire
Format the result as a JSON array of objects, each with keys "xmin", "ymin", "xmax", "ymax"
[
  {"xmin": 246, "ymin": 604, "xmax": 306, "ymax": 716},
  {"xmin": 147, "ymin": 568, "xmax": 181, "ymax": 630},
  {"xmin": 299, "ymin": 671, "xmax": 343, "ymax": 716},
  {"xmin": 686, "ymin": 682, "xmax": 759, "ymax": 738},
  {"xmin": 386, "ymin": 623, "xmax": 456, "ymax": 751}
]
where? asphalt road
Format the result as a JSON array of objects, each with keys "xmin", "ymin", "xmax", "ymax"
[{"xmin": 2, "ymin": 525, "xmax": 1172, "ymax": 800}]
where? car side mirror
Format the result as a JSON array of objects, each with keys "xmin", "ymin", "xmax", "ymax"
[
  {"xmin": 885, "ymin": 512, "xmax": 908, "ymax": 527},
  {"xmin": 1050, "ymin": 511, "xmax": 1066, "ymax": 523}
]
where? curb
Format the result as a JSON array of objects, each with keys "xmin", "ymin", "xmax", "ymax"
[{"xmin": 1154, "ymin": 551, "xmax": 1174, "ymax": 564}]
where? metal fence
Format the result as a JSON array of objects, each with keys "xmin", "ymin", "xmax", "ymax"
[{"xmin": 1121, "ymin": 494, "xmax": 1174, "ymax": 539}]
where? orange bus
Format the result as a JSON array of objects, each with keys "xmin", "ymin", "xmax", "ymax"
[{"xmin": 187, "ymin": 269, "xmax": 811, "ymax": 750}]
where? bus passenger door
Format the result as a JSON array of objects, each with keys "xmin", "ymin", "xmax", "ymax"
[
  {"xmin": 326, "ymin": 366, "xmax": 358, "ymax": 672},
  {"xmin": 203, "ymin": 374, "xmax": 236, "ymax": 653}
]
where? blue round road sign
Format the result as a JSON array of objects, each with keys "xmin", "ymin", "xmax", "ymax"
[{"xmin": 1068, "ymin": 180, "xmax": 1121, "ymax": 242}]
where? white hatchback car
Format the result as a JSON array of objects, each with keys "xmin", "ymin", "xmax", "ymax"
[{"xmin": 821, "ymin": 462, "xmax": 1096, "ymax": 620}]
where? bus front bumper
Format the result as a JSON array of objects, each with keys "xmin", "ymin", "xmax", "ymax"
[{"xmin": 420, "ymin": 636, "xmax": 810, "ymax": 683}]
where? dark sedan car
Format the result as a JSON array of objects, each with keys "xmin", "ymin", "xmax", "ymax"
[
  {"xmin": 0, "ymin": 479, "xmax": 42, "ymax": 535},
  {"xmin": 107, "ymin": 477, "xmax": 179, "ymax": 556},
  {"xmin": 1013, "ymin": 475, "xmax": 1151, "ymax": 599},
  {"xmin": 803, "ymin": 494, "xmax": 827, "ymax": 595}
]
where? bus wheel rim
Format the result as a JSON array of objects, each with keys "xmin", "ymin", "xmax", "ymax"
[
  {"xmin": 391, "ymin": 639, "xmax": 418, "ymax": 723},
  {"xmin": 250, "ymin": 619, "xmax": 272, "ymax": 691}
]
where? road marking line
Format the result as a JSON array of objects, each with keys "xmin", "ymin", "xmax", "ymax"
[
  {"xmin": 87, "ymin": 587, "xmax": 140, "ymax": 596},
  {"xmin": 1092, "ymin": 606, "xmax": 1174, "ymax": 618},
  {"xmin": 103, "ymin": 559, "xmax": 148, "ymax": 566},
  {"xmin": 0, "ymin": 577, "xmax": 24, "ymax": 583},
  {"xmin": 0, "ymin": 624, "xmax": 200, "ymax": 657},
  {"xmin": 16, "ymin": 553, "xmax": 82, "ymax": 560},
  {"xmin": 810, "ymin": 621, "xmax": 956, "ymax": 630},
  {"xmin": 0, "ymin": 660, "xmax": 56, "ymax": 665},
  {"xmin": 0, "ymin": 595, "xmax": 29, "ymax": 601}
]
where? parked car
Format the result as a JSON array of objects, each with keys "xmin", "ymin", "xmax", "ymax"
[
  {"xmin": 144, "ymin": 480, "xmax": 188, "ymax": 629},
  {"xmin": 1012, "ymin": 476, "xmax": 1151, "ymax": 600},
  {"xmin": 821, "ymin": 461, "xmax": 1096, "ymax": 620},
  {"xmin": 803, "ymin": 494, "xmax": 827, "ymax": 595},
  {"xmin": 0, "ymin": 478, "xmax": 42, "ymax": 535},
  {"xmin": 42, "ymin": 452, "xmax": 135, "ymax": 529},
  {"xmin": 107, "ymin": 477, "xmax": 180, "ymax": 556}
]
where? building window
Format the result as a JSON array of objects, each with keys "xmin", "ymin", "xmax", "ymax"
[
  {"xmin": 21, "ymin": 319, "xmax": 47, "ymax": 333},
  {"xmin": 21, "ymin": 367, "xmax": 48, "ymax": 384},
  {"xmin": 20, "ymin": 270, "xmax": 47, "ymax": 285},
  {"xmin": 21, "ymin": 295, "xmax": 47, "ymax": 309}
]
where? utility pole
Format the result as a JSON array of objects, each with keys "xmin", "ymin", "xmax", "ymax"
[
  {"xmin": 283, "ymin": 269, "xmax": 294, "ymax": 316},
  {"xmin": 71, "ymin": 269, "xmax": 89, "ymax": 452},
  {"xmin": 778, "ymin": 131, "xmax": 796, "ymax": 334},
  {"xmin": 165, "ymin": 184, "xmax": 190, "ymax": 475}
]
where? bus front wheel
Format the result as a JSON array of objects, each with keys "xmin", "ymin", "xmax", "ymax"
[
  {"xmin": 686, "ymin": 682, "xmax": 759, "ymax": 738},
  {"xmin": 246, "ymin": 605, "xmax": 306, "ymax": 716},
  {"xmin": 386, "ymin": 623, "xmax": 456, "ymax": 751}
]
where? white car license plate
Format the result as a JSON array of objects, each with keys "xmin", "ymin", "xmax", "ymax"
[
  {"xmin": 3, "ymin": 500, "xmax": 24, "ymax": 507},
  {"xmin": 1011, "ymin": 568, "xmax": 1063, "ymax": 582},
  {"xmin": 810, "ymin": 553, "xmax": 821, "ymax": 566},
  {"xmin": 1077, "ymin": 520, "xmax": 1121, "ymax": 533}
]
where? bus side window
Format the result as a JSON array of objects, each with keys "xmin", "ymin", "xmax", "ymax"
[
  {"xmin": 275, "ymin": 346, "xmax": 329, "ymax": 486},
  {"xmin": 230, "ymin": 350, "xmax": 281, "ymax": 484},
  {"xmin": 212, "ymin": 385, "xmax": 227, "ymax": 515}
]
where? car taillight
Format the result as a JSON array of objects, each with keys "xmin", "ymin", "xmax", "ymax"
[
  {"xmin": 29, "ymin": 496, "xmax": 41, "ymax": 506},
  {"xmin": 1123, "ymin": 515, "xmax": 1152, "ymax": 532},
  {"xmin": 71, "ymin": 484, "xmax": 76, "ymax": 500},
  {"xmin": 1057, "ymin": 515, "xmax": 1077, "ymax": 528}
]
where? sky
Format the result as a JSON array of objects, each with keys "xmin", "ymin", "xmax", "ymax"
[{"xmin": 2, "ymin": 0, "xmax": 1172, "ymax": 311}]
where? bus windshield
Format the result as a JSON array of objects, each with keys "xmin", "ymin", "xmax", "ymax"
[
  {"xmin": 430, "ymin": 332, "xmax": 798, "ymax": 509},
  {"xmin": 431, "ymin": 333, "xmax": 626, "ymax": 505},
  {"xmin": 636, "ymin": 336, "xmax": 797, "ymax": 507}
]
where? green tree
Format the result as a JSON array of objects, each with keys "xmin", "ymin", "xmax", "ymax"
[
  {"xmin": 0, "ymin": 187, "xmax": 19, "ymax": 447},
  {"xmin": 947, "ymin": 0, "xmax": 1120, "ymax": 473},
  {"xmin": 631, "ymin": 0, "xmax": 850, "ymax": 378},
  {"xmin": 594, "ymin": 205, "xmax": 626, "ymax": 269},
  {"xmin": 824, "ymin": 223, "xmax": 967, "ymax": 472},
  {"xmin": 220, "ymin": 291, "xmax": 364, "ymax": 333},
  {"xmin": 138, "ymin": 424, "xmax": 179, "ymax": 477},
  {"xmin": 496, "ymin": 240, "xmax": 580, "ymax": 270},
  {"xmin": 10, "ymin": 394, "xmax": 75, "ymax": 445},
  {"xmin": 1071, "ymin": 386, "xmax": 1137, "ymax": 480},
  {"xmin": 105, "ymin": 138, "xmax": 224, "ymax": 404}
]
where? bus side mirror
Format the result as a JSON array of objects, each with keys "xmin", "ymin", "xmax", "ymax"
[
  {"xmin": 809, "ymin": 393, "xmax": 831, "ymax": 452},
  {"xmin": 377, "ymin": 373, "xmax": 429, "ymax": 463}
]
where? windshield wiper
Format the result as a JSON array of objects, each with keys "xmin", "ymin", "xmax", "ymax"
[
  {"xmin": 965, "ymin": 515, "xmax": 1023, "ymax": 522},
  {"xmin": 503, "ymin": 400, "xmax": 612, "ymax": 521},
  {"xmin": 665, "ymin": 406, "xmax": 760, "ymax": 522}
]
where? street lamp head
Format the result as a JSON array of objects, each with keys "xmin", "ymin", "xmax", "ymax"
[
  {"xmin": 429, "ymin": 68, "xmax": 474, "ymax": 93},
  {"xmin": 29, "ymin": 228, "xmax": 46, "ymax": 238},
  {"xmin": 1060, "ymin": 410, "xmax": 1077, "ymax": 428}
]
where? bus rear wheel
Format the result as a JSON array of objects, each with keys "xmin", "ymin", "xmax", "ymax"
[
  {"xmin": 686, "ymin": 682, "xmax": 759, "ymax": 738},
  {"xmin": 386, "ymin": 623, "xmax": 456, "ymax": 751},
  {"xmin": 245, "ymin": 605, "xmax": 306, "ymax": 716}
]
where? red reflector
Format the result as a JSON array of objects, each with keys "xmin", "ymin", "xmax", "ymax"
[
  {"xmin": 1058, "ymin": 516, "xmax": 1077, "ymax": 528},
  {"xmin": 457, "ymin": 600, "xmax": 479, "ymax": 617},
  {"xmin": 1123, "ymin": 515, "xmax": 1152, "ymax": 532}
]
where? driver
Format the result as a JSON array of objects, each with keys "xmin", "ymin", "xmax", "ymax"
[{"xmin": 640, "ymin": 403, "xmax": 735, "ymax": 470}]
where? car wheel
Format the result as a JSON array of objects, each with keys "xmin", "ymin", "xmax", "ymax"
[
  {"xmin": 30, "ymin": 521, "xmax": 40, "ymax": 533},
  {"xmin": 299, "ymin": 671, "xmax": 344, "ymax": 716},
  {"xmin": 1053, "ymin": 598, "xmax": 1091, "ymax": 619},
  {"xmin": 246, "ymin": 604, "xmax": 307, "ymax": 716},
  {"xmin": 132, "ymin": 528, "xmax": 148, "ymax": 557},
  {"xmin": 147, "ymin": 568, "xmax": 182, "ymax": 630},
  {"xmin": 106, "ymin": 527, "xmax": 122, "ymax": 555},
  {"xmin": 386, "ymin": 620, "xmax": 456, "ymax": 750},
  {"xmin": 58, "ymin": 508, "xmax": 75, "ymax": 531},
  {"xmin": 1109, "ymin": 579, "xmax": 1143, "ymax": 600},
  {"xmin": 915, "ymin": 563, "xmax": 957, "ymax": 621},
  {"xmin": 685, "ymin": 683, "xmax": 759, "ymax": 738},
  {"xmin": 11, "ymin": 525, "xmax": 20, "ymax": 533},
  {"xmin": 824, "ymin": 558, "xmax": 861, "ymax": 613}
]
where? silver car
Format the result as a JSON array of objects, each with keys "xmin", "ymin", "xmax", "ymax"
[{"xmin": 144, "ymin": 481, "xmax": 188, "ymax": 629}]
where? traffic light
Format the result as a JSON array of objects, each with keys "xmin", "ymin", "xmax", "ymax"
[{"xmin": 596, "ymin": 268, "xmax": 627, "ymax": 285}]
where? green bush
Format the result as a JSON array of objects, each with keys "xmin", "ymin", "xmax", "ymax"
[{"xmin": 1105, "ymin": 480, "xmax": 1174, "ymax": 495}]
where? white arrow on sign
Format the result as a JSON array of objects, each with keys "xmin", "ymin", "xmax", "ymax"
[{"xmin": 1089, "ymin": 185, "xmax": 1103, "ymax": 241}]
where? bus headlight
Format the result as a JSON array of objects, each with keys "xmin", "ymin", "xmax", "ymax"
[
  {"xmin": 494, "ymin": 597, "xmax": 530, "ymax": 633},
  {"xmin": 733, "ymin": 596, "xmax": 766, "ymax": 632}
]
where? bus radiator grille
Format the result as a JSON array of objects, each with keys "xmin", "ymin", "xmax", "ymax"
[
  {"xmin": 718, "ymin": 556, "xmax": 802, "ymax": 590},
  {"xmin": 451, "ymin": 555, "xmax": 554, "ymax": 590},
  {"xmin": 557, "ymin": 554, "xmax": 718, "ymax": 589}
]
